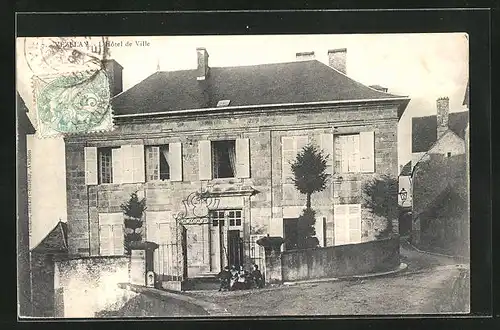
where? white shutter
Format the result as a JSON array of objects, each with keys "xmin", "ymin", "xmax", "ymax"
[
  {"xmin": 348, "ymin": 204, "xmax": 362, "ymax": 243},
  {"xmin": 121, "ymin": 145, "xmax": 134, "ymax": 183},
  {"xmin": 112, "ymin": 148, "xmax": 122, "ymax": 184},
  {"xmin": 84, "ymin": 147, "xmax": 98, "ymax": 185},
  {"xmin": 350, "ymin": 135, "xmax": 360, "ymax": 173},
  {"xmin": 112, "ymin": 224, "xmax": 124, "ymax": 255},
  {"xmin": 334, "ymin": 204, "xmax": 349, "ymax": 246},
  {"xmin": 132, "ymin": 145, "xmax": 145, "ymax": 183},
  {"xmin": 99, "ymin": 224, "xmax": 112, "ymax": 256},
  {"xmin": 340, "ymin": 137, "xmax": 349, "ymax": 173},
  {"xmin": 198, "ymin": 140, "xmax": 212, "ymax": 180},
  {"xmin": 320, "ymin": 133, "xmax": 334, "ymax": 175},
  {"xmin": 296, "ymin": 136, "xmax": 308, "ymax": 152},
  {"xmin": 169, "ymin": 142, "xmax": 183, "ymax": 182},
  {"xmin": 236, "ymin": 138, "xmax": 250, "ymax": 178},
  {"xmin": 360, "ymin": 131, "xmax": 375, "ymax": 173}
]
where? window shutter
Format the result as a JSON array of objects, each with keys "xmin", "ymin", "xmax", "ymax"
[
  {"xmin": 146, "ymin": 146, "xmax": 160, "ymax": 181},
  {"xmin": 348, "ymin": 204, "xmax": 362, "ymax": 243},
  {"xmin": 236, "ymin": 138, "xmax": 250, "ymax": 178},
  {"xmin": 112, "ymin": 224, "xmax": 124, "ymax": 255},
  {"xmin": 99, "ymin": 224, "xmax": 112, "ymax": 256},
  {"xmin": 132, "ymin": 145, "xmax": 145, "ymax": 183},
  {"xmin": 121, "ymin": 145, "xmax": 134, "ymax": 183},
  {"xmin": 320, "ymin": 133, "xmax": 334, "ymax": 175},
  {"xmin": 198, "ymin": 140, "xmax": 212, "ymax": 180},
  {"xmin": 169, "ymin": 142, "xmax": 183, "ymax": 182},
  {"xmin": 350, "ymin": 135, "xmax": 360, "ymax": 173},
  {"xmin": 84, "ymin": 147, "xmax": 98, "ymax": 185},
  {"xmin": 112, "ymin": 148, "xmax": 123, "ymax": 184},
  {"xmin": 360, "ymin": 131, "xmax": 375, "ymax": 173},
  {"xmin": 334, "ymin": 204, "xmax": 349, "ymax": 246},
  {"xmin": 296, "ymin": 136, "xmax": 308, "ymax": 151}
]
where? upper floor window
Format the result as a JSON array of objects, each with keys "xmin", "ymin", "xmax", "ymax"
[
  {"xmin": 98, "ymin": 147, "xmax": 116, "ymax": 184},
  {"xmin": 212, "ymin": 140, "xmax": 236, "ymax": 179},
  {"xmin": 146, "ymin": 145, "xmax": 170, "ymax": 181},
  {"xmin": 334, "ymin": 134, "xmax": 360, "ymax": 173}
]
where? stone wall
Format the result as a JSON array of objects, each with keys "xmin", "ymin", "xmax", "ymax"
[
  {"xmin": 280, "ymin": 236, "xmax": 400, "ymax": 282},
  {"xmin": 30, "ymin": 253, "xmax": 55, "ymax": 317},
  {"xmin": 64, "ymin": 102, "xmax": 401, "ymax": 274},
  {"xmin": 54, "ymin": 256, "xmax": 136, "ymax": 318}
]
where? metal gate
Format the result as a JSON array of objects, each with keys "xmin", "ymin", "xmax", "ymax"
[{"xmin": 249, "ymin": 234, "xmax": 266, "ymax": 274}]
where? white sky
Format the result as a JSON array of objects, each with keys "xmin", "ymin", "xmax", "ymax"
[{"xmin": 17, "ymin": 33, "xmax": 469, "ymax": 248}]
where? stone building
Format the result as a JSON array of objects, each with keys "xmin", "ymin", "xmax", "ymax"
[
  {"xmin": 411, "ymin": 87, "xmax": 469, "ymax": 257},
  {"xmin": 17, "ymin": 93, "xmax": 36, "ymax": 316},
  {"xmin": 63, "ymin": 47, "xmax": 410, "ymax": 289}
]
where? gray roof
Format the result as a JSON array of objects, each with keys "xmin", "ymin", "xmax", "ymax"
[
  {"xmin": 411, "ymin": 111, "xmax": 469, "ymax": 153},
  {"xmin": 112, "ymin": 60, "xmax": 407, "ymax": 116}
]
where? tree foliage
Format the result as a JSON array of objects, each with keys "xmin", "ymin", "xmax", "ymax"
[
  {"xmin": 290, "ymin": 143, "xmax": 330, "ymax": 209},
  {"xmin": 290, "ymin": 143, "xmax": 330, "ymax": 249},
  {"xmin": 362, "ymin": 174, "xmax": 398, "ymax": 239},
  {"xmin": 121, "ymin": 191, "xmax": 147, "ymax": 254},
  {"xmin": 296, "ymin": 208, "xmax": 320, "ymax": 249}
]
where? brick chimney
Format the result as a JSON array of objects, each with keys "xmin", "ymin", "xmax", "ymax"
[
  {"xmin": 196, "ymin": 47, "xmax": 210, "ymax": 81},
  {"xmin": 436, "ymin": 97, "xmax": 450, "ymax": 138},
  {"xmin": 328, "ymin": 48, "xmax": 347, "ymax": 74},
  {"xmin": 296, "ymin": 51, "xmax": 315, "ymax": 61},
  {"xmin": 102, "ymin": 59, "xmax": 123, "ymax": 97}
]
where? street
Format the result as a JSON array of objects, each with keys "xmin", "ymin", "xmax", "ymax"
[
  {"xmin": 184, "ymin": 241, "xmax": 469, "ymax": 316},
  {"xmin": 98, "ymin": 240, "xmax": 469, "ymax": 317}
]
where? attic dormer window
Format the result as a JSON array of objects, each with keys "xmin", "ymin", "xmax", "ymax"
[{"xmin": 216, "ymin": 100, "xmax": 231, "ymax": 107}]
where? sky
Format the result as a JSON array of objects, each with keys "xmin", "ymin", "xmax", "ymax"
[{"xmin": 17, "ymin": 33, "xmax": 469, "ymax": 248}]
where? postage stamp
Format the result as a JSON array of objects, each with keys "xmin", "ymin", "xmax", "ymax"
[
  {"xmin": 23, "ymin": 37, "xmax": 114, "ymax": 138},
  {"xmin": 32, "ymin": 70, "xmax": 113, "ymax": 138}
]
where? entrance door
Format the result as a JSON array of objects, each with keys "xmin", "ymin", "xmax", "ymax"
[
  {"xmin": 209, "ymin": 211, "xmax": 226, "ymax": 272},
  {"xmin": 228, "ymin": 230, "xmax": 243, "ymax": 267},
  {"xmin": 283, "ymin": 218, "xmax": 299, "ymax": 251}
]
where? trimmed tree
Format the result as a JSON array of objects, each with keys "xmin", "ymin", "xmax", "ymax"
[
  {"xmin": 362, "ymin": 174, "xmax": 398, "ymax": 239},
  {"xmin": 290, "ymin": 143, "xmax": 330, "ymax": 249},
  {"xmin": 121, "ymin": 191, "xmax": 147, "ymax": 255}
]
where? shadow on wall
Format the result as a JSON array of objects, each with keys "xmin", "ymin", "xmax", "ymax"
[
  {"xmin": 54, "ymin": 256, "xmax": 138, "ymax": 318},
  {"xmin": 280, "ymin": 236, "xmax": 401, "ymax": 282}
]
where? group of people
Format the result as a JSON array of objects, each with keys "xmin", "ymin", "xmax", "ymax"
[{"xmin": 218, "ymin": 264, "xmax": 264, "ymax": 291}]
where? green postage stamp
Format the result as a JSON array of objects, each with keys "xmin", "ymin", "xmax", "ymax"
[{"xmin": 32, "ymin": 70, "xmax": 113, "ymax": 138}]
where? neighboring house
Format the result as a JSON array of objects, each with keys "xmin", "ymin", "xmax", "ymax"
[
  {"xmin": 411, "ymin": 88, "xmax": 469, "ymax": 257},
  {"xmin": 17, "ymin": 93, "xmax": 36, "ymax": 316},
  {"xmin": 63, "ymin": 47, "xmax": 410, "ymax": 289},
  {"xmin": 30, "ymin": 221, "xmax": 68, "ymax": 317}
]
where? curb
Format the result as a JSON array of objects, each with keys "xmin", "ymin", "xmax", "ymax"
[
  {"xmin": 282, "ymin": 263, "xmax": 408, "ymax": 286},
  {"xmin": 118, "ymin": 283, "xmax": 231, "ymax": 316},
  {"xmin": 403, "ymin": 241, "xmax": 470, "ymax": 262}
]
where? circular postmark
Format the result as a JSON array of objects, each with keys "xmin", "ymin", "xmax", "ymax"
[
  {"xmin": 35, "ymin": 70, "xmax": 111, "ymax": 135},
  {"xmin": 24, "ymin": 36, "xmax": 110, "ymax": 87}
]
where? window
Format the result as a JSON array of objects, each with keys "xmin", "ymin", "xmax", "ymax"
[
  {"xmin": 212, "ymin": 140, "xmax": 236, "ymax": 179},
  {"xmin": 146, "ymin": 145, "xmax": 170, "ymax": 181},
  {"xmin": 210, "ymin": 209, "xmax": 242, "ymax": 227},
  {"xmin": 334, "ymin": 134, "xmax": 360, "ymax": 173},
  {"xmin": 334, "ymin": 204, "xmax": 361, "ymax": 246},
  {"xmin": 99, "ymin": 213, "xmax": 124, "ymax": 256},
  {"xmin": 98, "ymin": 148, "xmax": 114, "ymax": 184}
]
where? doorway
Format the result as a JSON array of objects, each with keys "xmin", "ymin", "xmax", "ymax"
[
  {"xmin": 283, "ymin": 218, "xmax": 299, "ymax": 251},
  {"xmin": 228, "ymin": 230, "xmax": 243, "ymax": 267},
  {"xmin": 209, "ymin": 209, "xmax": 243, "ymax": 272}
]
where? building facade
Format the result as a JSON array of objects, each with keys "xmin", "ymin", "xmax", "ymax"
[
  {"xmin": 411, "ymin": 91, "xmax": 469, "ymax": 256},
  {"xmin": 63, "ymin": 48, "xmax": 410, "ymax": 285}
]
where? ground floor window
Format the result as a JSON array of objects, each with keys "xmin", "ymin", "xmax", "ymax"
[
  {"xmin": 334, "ymin": 204, "xmax": 361, "ymax": 246},
  {"xmin": 209, "ymin": 209, "xmax": 243, "ymax": 271}
]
